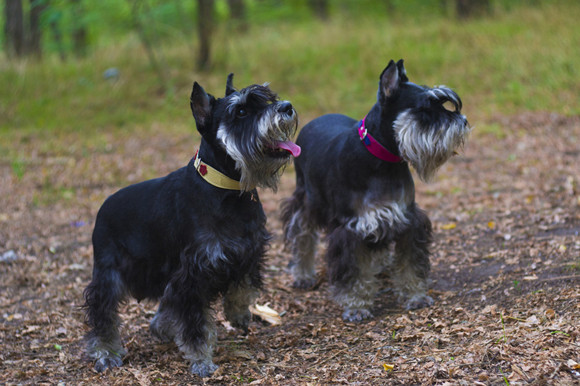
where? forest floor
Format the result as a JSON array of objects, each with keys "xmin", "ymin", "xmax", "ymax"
[{"xmin": 1, "ymin": 112, "xmax": 579, "ymax": 385}]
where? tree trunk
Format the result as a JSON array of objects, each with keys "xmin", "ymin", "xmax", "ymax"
[
  {"xmin": 456, "ymin": 0, "xmax": 490, "ymax": 19},
  {"xmin": 309, "ymin": 0, "xmax": 329, "ymax": 21},
  {"xmin": 386, "ymin": 0, "xmax": 395, "ymax": 15},
  {"xmin": 4, "ymin": 0, "xmax": 25, "ymax": 58},
  {"xmin": 71, "ymin": 0, "xmax": 88, "ymax": 57},
  {"xmin": 128, "ymin": 0, "xmax": 172, "ymax": 95},
  {"xmin": 29, "ymin": 0, "xmax": 47, "ymax": 59},
  {"xmin": 197, "ymin": 0, "xmax": 213, "ymax": 71},
  {"xmin": 49, "ymin": 19, "xmax": 67, "ymax": 61},
  {"xmin": 228, "ymin": 0, "xmax": 248, "ymax": 33}
]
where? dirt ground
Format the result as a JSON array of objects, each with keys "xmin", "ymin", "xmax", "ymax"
[{"xmin": 1, "ymin": 112, "xmax": 579, "ymax": 385}]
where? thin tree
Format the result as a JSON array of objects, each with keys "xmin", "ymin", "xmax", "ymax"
[
  {"xmin": 129, "ymin": 0, "xmax": 172, "ymax": 94},
  {"xmin": 308, "ymin": 0, "xmax": 329, "ymax": 21},
  {"xmin": 70, "ymin": 0, "xmax": 88, "ymax": 57},
  {"xmin": 455, "ymin": 0, "xmax": 490, "ymax": 19},
  {"xmin": 29, "ymin": 0, "xmax": 47, "ymax": 59},
  {"xmin": 197, "ymin": 0, "xmax": 213, "ymax": 70},
  {"xmin": 227, "ymin": 0, "xmax": 247, "ymax": 33}
]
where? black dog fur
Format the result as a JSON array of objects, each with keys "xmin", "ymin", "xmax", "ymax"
[
  {"xmin": 83, "ymin": 75, "xmax": 299, "ymax": 376},
  {"xmin": 282, "ymin": 59, "xmax": 470, "ymax": 322}
]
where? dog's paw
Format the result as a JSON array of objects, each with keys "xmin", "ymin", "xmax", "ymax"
[
  {"xmin": 190, "ymin": 360, "xmax": 219, "ymax": 377},
  {"xmin": 405, "ymin": 294, "xmax": 434, "ymax": 310},
  {"xmin": 342, "ymin": 308, "xmax": 373, "ymax": 322},
  {"xmin": 229, "ymin": 311, "xmax": 251, "ymax": 334},
  {"xmin": 94, "ymin": 353, "xmax": 123, "ymax": 372},
  {"xmin": 292, "ymin": 277, "xmax": 317, "ymax": 290}
]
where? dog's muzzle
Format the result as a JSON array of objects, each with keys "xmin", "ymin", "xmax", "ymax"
[{"xmin": 265, "ymin": 102, "xmax": 301, "ymax": 158}]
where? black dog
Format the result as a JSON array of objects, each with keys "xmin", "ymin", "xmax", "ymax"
[
  {"xmin": 83, "ymin": 75, "xmax": 300, "ymax": 376},
  {"xmin": 282, "ymin": 60, "xmax": 470, "ymax": 322}
]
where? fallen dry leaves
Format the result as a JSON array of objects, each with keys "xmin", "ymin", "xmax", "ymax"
[{"xmin": 1, "ymin": 113, "xmax": 579, "ymax": 384}]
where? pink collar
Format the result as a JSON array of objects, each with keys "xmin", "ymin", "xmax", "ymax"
[{"xmin": 357, "ymin": 116, "xmax": 403, "ymax": 163}]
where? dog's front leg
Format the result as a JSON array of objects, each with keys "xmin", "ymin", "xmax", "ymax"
[
  {"xmin": 159, "ymin": 280, "xmax": 218, "ymax": 377},
  {"xmin": 174, "ymin": 304, "xmax": 218, "ymax": 377},
  {"xmin": 326, "ymin": 226, "xmax": 379, "ymax": 322},
  {"xmin": 223, "ymin": 275, "xmax": 258, "ymax": 333}
]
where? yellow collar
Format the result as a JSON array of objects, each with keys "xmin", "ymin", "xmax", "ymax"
[{"xmin": 194, "ymin": 152, "xmax": 247, "ymax": 190}]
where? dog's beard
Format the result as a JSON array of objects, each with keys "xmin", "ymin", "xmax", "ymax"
[
  {"xmin": 394, "ymin": 109, "xmax": 470, "ymax": 182},
  {"xmin": 217, "ymin": 112, "xmax": 298, "ymax": 191}
]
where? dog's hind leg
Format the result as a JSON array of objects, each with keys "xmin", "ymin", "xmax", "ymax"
[
  {"xmin": 83, "ymin": 263, "xmax": 127, "ymax": 372},
  {"xmin": 282, "ymin": 191, "xmax": 319, "ymax": 289},
  {"xmin": 287, "ymin": 210, "xmax": 318, "ymax": 289},
  {"xmin": 150, "ymin": 302, "xmax": 177, "ymax": 343},
  {"xmin": 326, "ymin": 226, "xmax": 379, "ymax": 322},
  {"xmin": 223, "ymin": 275, "xmax": 258, "ymax": 333},
  {"xmin": 392, "ymin": 205, "xmax": 434, "ymax": 310}
]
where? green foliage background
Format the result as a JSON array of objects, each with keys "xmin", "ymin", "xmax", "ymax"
[{"xmin": 1, "ymin": 0, "xmax": 578, "ymax": 141}]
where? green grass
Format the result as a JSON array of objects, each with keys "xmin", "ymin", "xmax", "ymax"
[{"xmin": 1, "ymin": 1, "xmax": 579, "ymax": 147}]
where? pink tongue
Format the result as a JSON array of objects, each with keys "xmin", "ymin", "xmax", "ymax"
[{"xmin": 276, "ymin": 140, "xmax": 301, "ymax": 157}]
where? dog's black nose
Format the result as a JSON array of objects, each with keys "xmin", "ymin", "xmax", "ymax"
[{"xmin": 278, "ymin": 101, "xmax": 294, "ymax": 115}]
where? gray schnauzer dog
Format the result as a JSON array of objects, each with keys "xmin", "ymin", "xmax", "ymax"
[
  {"xmin": 282, "ymin": 59, "xmax": 470, "ymax": 322},
  {"xmin": 83, "ymin": 74, "xmax": 300, "ymax": 376}
]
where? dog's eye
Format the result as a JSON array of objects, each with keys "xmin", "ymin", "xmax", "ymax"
[
  {"xmin": 236, "ymin": 107, "xmax": 248, "ymax": 118},
  {"xmin": 442, "ymin": 101, "xmax": 456, "ymax": 112}
]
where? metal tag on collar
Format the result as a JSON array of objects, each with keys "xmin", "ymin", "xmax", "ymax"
[
  {"xmin": 360, "ymin": 127, "xmax": 371, "ymax": 146},
  {"xmin": 359, "ymin": 119, "xmax": 370, "ymax": 144}
]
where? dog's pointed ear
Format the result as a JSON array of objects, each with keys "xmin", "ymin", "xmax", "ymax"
[
  {"xmin": 379, "ymin": 59, "xmax": 402, "ymax": 99},
  {"xmin": 396, "ymin": 59, "xmax": 409, "ymax": 83},
  {"xmin": 190, "ymin": 82, "xmax": 214, "ymax": 132},
  {"xmin": 225, "ymin": 73, "xmax": 236, "ymax": 96}
]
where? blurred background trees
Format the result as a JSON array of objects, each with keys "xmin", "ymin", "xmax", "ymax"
[
  {"xmin": 3, "ymin": 0, "xmax": 86, "ymax": 59},
  {"xmin": 1, "ymin": 0, "xmax": 577, "ymax": 133},
  {"xmin": 0, "ymin": 0, "xmax": 521, "ymax": 66}
]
